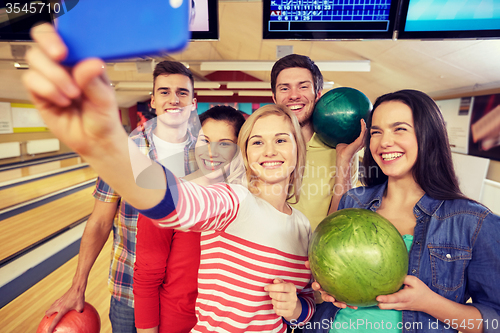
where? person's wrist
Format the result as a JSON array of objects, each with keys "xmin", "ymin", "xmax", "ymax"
[
  {"xmin": 334, "ymin": 164, "xmax": 351, "ymax": 181},
  {"xmin": 418, "ymin": 287, "xmax": 440, "ymax": 314},
  {"xmin": 79, "ymin": 129, "xmax": 128, "ymax": 165},
  {"xmin": 339, "ymin": 154, "xmax": 357, "ymax": 167},
  {"xmin": 284, "ymin": 297, "xmax": 304, "ymax": 323},
  {"xmin": 336, "ymin": 163, "xmax": 351, "ymax": 171},
  {"xmin": 71, "ymin": 275, "xmax": 88, "ymax": 294},
  {"xmin": 69, "ymin": 284, "xmax": 86, "ymax": 298}
]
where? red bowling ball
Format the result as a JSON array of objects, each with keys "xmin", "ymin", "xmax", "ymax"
[{"xmin": 36, "ymin": 302, "xmax": 100, "ymax": 333}]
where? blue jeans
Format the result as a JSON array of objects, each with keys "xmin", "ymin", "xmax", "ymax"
[{"xmin": 109, "ymin": 296, "xmax": 137, "ymax": 333}]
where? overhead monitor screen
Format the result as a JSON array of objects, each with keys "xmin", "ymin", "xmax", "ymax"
[
  {"xmin": 0, "ymin": 0, "xmax": 219, "ymax": 41},
  {"xmin": 190, "ymin": 0, "xmax": 219, "ymax": 40},
  {"xmin": 263, "ymin": 0, "xmax": 398, "ymax": 40},
  {"xmin": 398, "ymin": 0, "xmax": 500, "ymax": 39}
]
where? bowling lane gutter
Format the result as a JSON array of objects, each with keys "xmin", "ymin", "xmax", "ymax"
[
  {"xmin": 0, "ymin": 217, "xmax": 89, "ymax": 309},
  {"xmin": 0, "ymin": 164, "xmax": 90, "ymax": 190},
  {"xmin": 0, "ymin": 179, "xmax": 97, "ymax": 221},
  {"xmin": 0, "ymin": 214, "xmax": 90, "ymax": 267},
  {"xmin": 0, "ymin": 152, "xmax": 78, "ymax": 172}
]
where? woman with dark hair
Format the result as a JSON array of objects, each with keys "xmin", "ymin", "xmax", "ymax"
[
  {"xmin": 198, "ymin": 105, "xmax": 246, "ymax": 130},
  {"xmin": 305, "ymin": 90, "xmax": 500, "ymax": 333},
  {"xmin": 362, "ymin": 90, "xmax": 466, "ymax": 200},
  {"xmin": 184, "ymin": 105, "xmax": 246, "ymax": 186}
]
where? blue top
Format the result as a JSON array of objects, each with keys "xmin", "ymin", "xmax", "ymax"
[
  {"xmin": 303, "ymin": 182, "xmax": 500, "ymax": 333},
  {"xmin": 330, "ymin": 235, "xmax": 413, "ymax": 333}
]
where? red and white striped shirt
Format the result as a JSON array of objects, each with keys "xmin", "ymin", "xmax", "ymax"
[{"xmin": 145, "ymin": 172, "xmax": 315, "ymax": 332}]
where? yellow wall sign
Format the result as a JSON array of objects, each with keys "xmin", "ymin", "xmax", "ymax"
[{"xmin": 10, "ymin": 103, "xmax": 49, "ymax": 133}]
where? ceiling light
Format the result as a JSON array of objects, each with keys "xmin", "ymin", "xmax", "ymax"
[
  {"xmin": 14, "ymin": 62, "xmax": 29, "ymax": 69},
  {"xmin": 196, "ymin": 90, "xmax": 235, "ymax": 96},
  {"xmin": 323, "ymin": 81, "xmax": 335, "ymax": 89},
  {"xmin": 227, "ymin": 82, "xmax": 270, "ymax": 89},
  {"xmin": 114, "ymin": 63, "xmax": 138, "ymax": 71},
  {"xmin": 237, "ymin": 90, "xmax": 273, "ymax": 97},
  {"xmin": 200, "ymin": 60, "xmax": 370, "ymax": 72},
  {"xmin": 315, "ymin": 61, "xmax": 370, "ymax": 72},
  {"xmin": 194, "ymin": 82, "xmax": 221, "ymax": 89},
  {"xmin": 115, "ymin": 82, "xmax": 153, "ymax": 90},
  {"xmin": 201, "ymin": 61, "xmax": 273, "ymax": 71},
  {"xmin": 114, "ymin": 81, "xmax": 222, "ymax": 90}
]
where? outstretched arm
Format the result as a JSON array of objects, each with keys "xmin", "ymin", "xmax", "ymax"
[{"xmin": 23, "ymin": 23, "xmax": 165, "ymax": 211}]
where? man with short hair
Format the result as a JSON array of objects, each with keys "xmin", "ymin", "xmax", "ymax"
[
  {"xmin": 271, "ymin": 54, "xmax": 363, "ymax": 231},
  {"xmin": 44, "ymin": 60, "xmax": 200, "ymax": 333}
]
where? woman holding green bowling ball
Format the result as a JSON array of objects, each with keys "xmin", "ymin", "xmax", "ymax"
[{"xmin": 304, "ymin": 90, "xmax": 500, "ymax": 333}]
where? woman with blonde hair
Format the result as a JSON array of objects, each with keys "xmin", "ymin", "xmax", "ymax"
[
  {"xmin": 133, "ymin": 103, "xmax": 315, "ymax": 332},
  {"xmin": 238, "ymin": 104, "xmax": 307, "ymax": 198}
]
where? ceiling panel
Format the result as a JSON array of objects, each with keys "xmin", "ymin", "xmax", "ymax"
[{"xmin": 0, "ymin": 1, "xmax": 499, "ymax": 108}]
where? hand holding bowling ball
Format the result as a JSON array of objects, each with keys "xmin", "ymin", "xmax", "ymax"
[
  {"xmin": 37, "ymin": 302, "xmax": 100, "ymax": 333},
  {"xmin": 308, "ymin": 209, "xmax": 408, "ymax": 307},
  {"xmin": 312, "ymin": 87, "xmax": 372, "ymax": 148}
]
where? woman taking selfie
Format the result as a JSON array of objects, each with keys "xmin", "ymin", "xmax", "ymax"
[{"xmin": 132, "ymin": 104, "xmax": 315, "ymax": 332}]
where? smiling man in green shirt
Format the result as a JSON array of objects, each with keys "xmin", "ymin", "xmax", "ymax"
[{"xmin": 271, "ymin": 54, "xmax": 364, "ymax": 231}]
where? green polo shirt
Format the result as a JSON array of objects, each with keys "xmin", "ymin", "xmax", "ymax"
[{"xmin": 290, "ymin": 133, "xmax": 358, "ymax": 231}]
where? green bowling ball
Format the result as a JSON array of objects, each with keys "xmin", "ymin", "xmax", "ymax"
[{"xmin": 312, "ymin": 87, "xmax": 372, "ymax": 148}]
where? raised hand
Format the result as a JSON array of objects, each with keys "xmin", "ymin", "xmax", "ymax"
[
  {"xmin": 23, "ymin": 23, "xmax": 121, "ymax": 156},
  {"xmin": 335, "ymin": 119, "xmax": 367, "ymax": 167}
]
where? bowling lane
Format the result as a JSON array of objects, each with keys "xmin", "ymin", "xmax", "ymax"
[
  {"xmin": 0, "ymin": 156, "xmax": 85, "ymax": 184},
  {"xmin": 0, "ymin": 167, "xmax": 97, "ymax": 210},
  {"xmin": 0, "ymin": 186, "xmax": 95, "ymax": 263},
  {"xmin": 0, "ymin": 235, "xmax": 113, "ymax": 333}
]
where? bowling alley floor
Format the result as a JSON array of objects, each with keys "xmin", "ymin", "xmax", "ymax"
[
  {"xmin": 0, "ymin": 155, "xmax": 113, "ymax": 332},
  {"xmin": 0, "ymin": 227, "xmax": 113, "ymax": 332}
]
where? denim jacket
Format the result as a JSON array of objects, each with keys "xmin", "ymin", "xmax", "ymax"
[{"xmin": 304, "ymin": 182, "xmax": 500, "ymax": 333}]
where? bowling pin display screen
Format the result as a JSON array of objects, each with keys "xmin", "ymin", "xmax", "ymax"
[
  {"xmin": 190, "ymin": 0, "xmax": 219, "ymax": 40},
  {"xmin": 263, "ymin": 0, "xmax": 399, "ymax": 40},
  {"xmin": 398, "ymin": 0, "xmax": 500, "ymax": 39}
]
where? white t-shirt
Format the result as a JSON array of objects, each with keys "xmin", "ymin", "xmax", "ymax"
[{"xmin": 153, "ymin": 133, "xmax": 188, "ymax": 177}]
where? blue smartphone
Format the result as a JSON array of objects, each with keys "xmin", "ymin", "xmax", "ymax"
[{"xmin": 56, "ymin": 0, "xmax": 190, "ymax": 65}]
